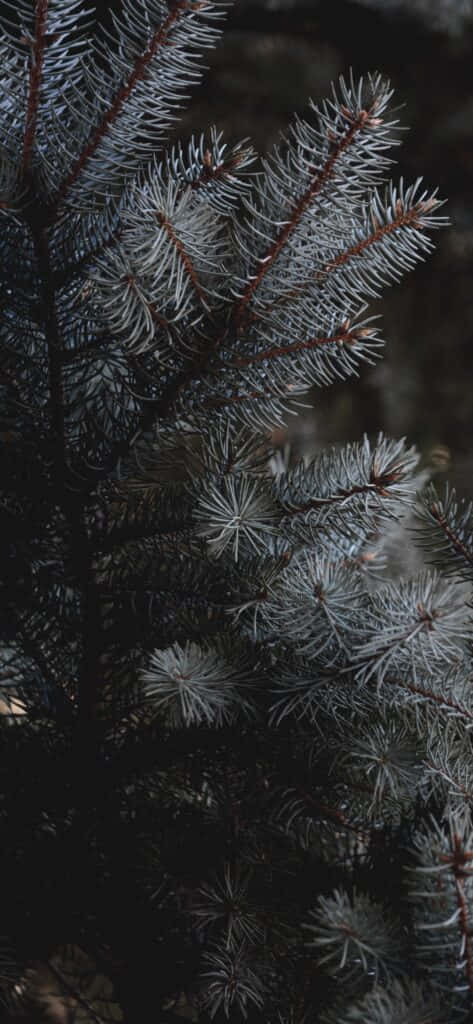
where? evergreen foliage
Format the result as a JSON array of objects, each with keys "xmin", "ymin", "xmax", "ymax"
[{"xmin": 0, "ymin": 2, "xmax": 471, "ymax": 1021}]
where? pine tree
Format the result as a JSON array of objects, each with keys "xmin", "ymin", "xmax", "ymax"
[{"xmin": 1, "ymin": 2, "xmax": 472, "ymax": 1022}]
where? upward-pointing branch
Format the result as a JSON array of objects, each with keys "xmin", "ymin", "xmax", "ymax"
[
  {"xmin": 22, "ymin": 0, "xmax": 50, "ymax": 178},
  {"xmin": 156, "ymin": 210, "xmax": 209, "ymax": 308},
  {"xmin": 50, "ymin": 0, "xmax": 200, "ymax": 216},
  {"xmin": 235, "ymin": 104, "xmax": 381, "ymax": 325},
  {"xmin": 427, "ymin": 503, "xmax": 473, "ymax": 571},
  {"xmin": 247, "ymin": 197, "xmax": 441, "ymax": 320}
]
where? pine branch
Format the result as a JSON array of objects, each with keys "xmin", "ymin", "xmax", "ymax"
[
  {"xmin": 410, "ymin": 814, "xmax": 473, "ymax": 1009},
  {"xmin": 0, "ymin": 5, "xmax": 466, "ymax": 1019},
  {"xmin": 352, "ymin": 572, "xmax": 470, "ymax": 688},
  {"xmin": 416, "ymin": 484, "xmax": 473, "ymax": 581},
  {"xmin": 155, "ymin": 210, "xmax": 210, "ymax": 311},
  {"xmin": 47, "ymin": 0, "xmax": 225, "ymax": 217},
  {"xmin": 252, "ymin": 185, "xmax": 445, "ymax": 322},
  {"xmin": 229, "ymin": 320, "xmax": 376, "ymax": 369},
  {"xmin": 165, "ymin": 129, "xmax": 256, "ymax": 213},
  {"xmin": 395, "ymin": 678, "xmax": 473, "ymax": 728},
  {"xmin": 53, "ymin": 1, "xmax": 193, "ymax": 209},
  {"xmin": 322, "ymin": 977, "xmax": 444, "ymax": 1024},
  {"xmin": 234, "ymin": 75, "xmax": 395, "ymax": 325},
  {"xmin": 321, "ymin": 194, "xmax": 438, "ymax": 274},
  {"xmin": 22, "ymin": 0, "xmax": 49, "ymax": 178}
]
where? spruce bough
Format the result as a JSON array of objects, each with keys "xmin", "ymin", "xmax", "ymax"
[{"xmin": 1, "ymin": 2, "xmax": 472, "ymax": 1021}]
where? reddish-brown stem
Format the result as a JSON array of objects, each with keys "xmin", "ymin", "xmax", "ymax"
[
  {"xmin": 22, "ymin": 0, "xmax": 49, "ymax": 177},
  {"xmin": 72, "ymin": 200, "xmax": 425, "ymax": 492},
  {"xmin": 53, "ymin": 151, "xmax": 249, "ymax": 287},
  {"xmin": 247, "ymin": 201, "xmax": 434, "ymax": 322},
  {"xmin": 438, "ymin": 833, "xmax": 473, "ymax": 996},
  {"xmin": 283, "ymin": 467, "xmax": 404, "ymax": 516},
  {"xmin": 319, "ymin": 204, "xmax": 427, "ymax": 276},
  {"xmin": 120, "ymin": 324, "xmax": 370, "ymax": 427},
  {"xmin": 235, "ymin": 105, "xmax": 379, "ymax": 323},
  {"xmin": 119, "ymin": 277, "xmax": 182, "ymax": 343},
  {"xmin": 391, "ymin": 679, "xmax": 473, "ymax": 725},
  {"xmin": 289, "ymin": 481, "xmax": 376, "ymax": 515},
  {"xmin": 230, "ymin": 324, "xmax": 365, "ymax": 368},
  {"xmin": 156, "ymin": 211, "xmax": 208, "ymax": 306},
  {"xmin": 147, "ymin": 299, "xmax": 180, "ymax": 339},
  {"xmin": 426, "ymin": 762, "xmax": 472, "ymax": 803},
  {"xmin": 428, "ymin": 505, "xmax": 473, "ymax": 570},
  {"xmin": 189, "ymin": 148, "xmax": 251, "ymax": 191},
  {"xmin": 51, "ymin": 0, "xmax": 198, "ymax": 213}
]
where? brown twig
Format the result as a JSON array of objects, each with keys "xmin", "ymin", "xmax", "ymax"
[
  {"xmin": 156, "ymin": 211, "xmax": 208, "ymax": 307},
  {"xmin": 22, "ymin": 0, "xmax": 50, "ymax": 177}
]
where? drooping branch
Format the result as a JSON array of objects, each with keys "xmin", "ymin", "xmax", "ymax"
[
  {"xmin": 103, "ymin": 323, "xmax": 375, "ymax": 431},
  {"xmin": 88, "ymin": 516, "xmax": 194, "ymax": 556},
  {"xmin": 293, "ymin": 787, "xmax": 372, "ymax": 839}
]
